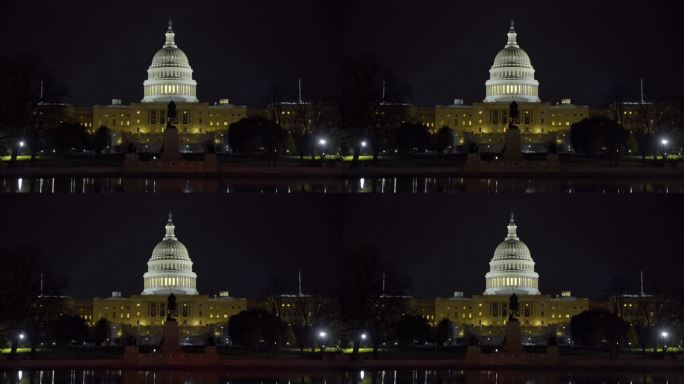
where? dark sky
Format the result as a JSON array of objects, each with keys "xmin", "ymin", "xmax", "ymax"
[
  {"xmin": 0, "ymin": 194, "xmax": 681, "ymax": 300},
  {"xmin": 3, "ymin": 0, "xmax": 683, "ymax": 107}
]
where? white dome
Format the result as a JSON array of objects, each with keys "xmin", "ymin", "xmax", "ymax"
[
  {"xmin": 151, "ymin": 46, "xmax": 191, "ymax": 68},
  {"xmin": 484, "ymin": 213, "xmax": 540, "ymax": 295},
  {"xmin": 484, "ymin": 21, "xmax": 540, "ymax": 103},
  {"xmin": 142, "ymin": 212, "xmax": 198, "ymax": 295},
  {"xmin": 142, "ymin": 20, "xmax": 199, "ymax": 103}
]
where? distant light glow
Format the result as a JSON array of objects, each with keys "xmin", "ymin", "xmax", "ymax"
[
  {"xmin": 18, "ymin": 141, "xmax": 25, "ymax": 147},
  {"xmin": 361, "ymin": 141, "xmax": 367, "ymax": 147},
  {"xmin": 318, "ymin": 138, "xmax": 327, "ymax": 146},
  {"xmin": 18, "ymin": 333, "xmax": 25, "ymax": 340},
  {"xmin": 661, "ymin": 331, "xmax": 669, "ymax": 338},
  {"xmin": 319, "ymin": 331, "xmax": 327, "ymax": 338},
  {"xmin": 361, "ymin": 333, "xmax": 367, "ymax": 340},
  {"xmin": 661, "ymin": 139, "xmax": 669, "ymax": 146}
]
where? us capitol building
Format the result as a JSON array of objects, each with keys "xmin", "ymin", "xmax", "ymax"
[
  {"xmin": 91, "ymin": 213, "xmax": 246, "ymax": 342},
  {"xmin": 82, "ymin": 20, "xmax": 588, "ymax": 153},
  {"xmin": 80, "ymin": 212, "xmax": 587, "ymax": 344},
  {"xmin": 435, "ymin": 213, "xmax": 588, "ymax": 341},
  {"xmin": 92, "ymin": 21, "xmax": 247, "ymax": 150},
  {"xmin": 434, "ymin": 21, "xmax": 589, "ymax": 149}
]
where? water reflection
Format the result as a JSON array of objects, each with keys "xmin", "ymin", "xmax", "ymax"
[
  {"xmin": 1, "ymin": 369, "xmax": 683, "ymax": 384},
  {"xmin": 1, "ymin": 176, "xmax": 683, "ymax": 194}
]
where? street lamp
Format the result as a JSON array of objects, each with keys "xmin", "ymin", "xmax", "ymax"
[
  {"xmin": 661, "ymin": 330, "xmax": 669, "ymax": 353},
  {"xmin": 318, "ymin": 330, "xmax": 327, "ymax": 352},
  {"xmin": 18, "ymin": 333, "xmax": 25, "ymax": 340},
  {"xmin": 361, "ymin": 140, "xmax": 367, "ymax": 148},
  {"xmin": 661, "ymin": 138, "xmax": 670, "ymax": 160},
  {"xmin": 18, "ymin": 141, "xmax": 25, "ymax": 148},
  {"xmin": 361, "ymin": 333, "xmax": 367, "ymax": 340},
  {"xmin": 318, "ymin": 138, "xmax": 327, "ymax": 160}
]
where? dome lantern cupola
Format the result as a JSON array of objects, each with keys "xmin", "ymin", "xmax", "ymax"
[
  {"xmin": 142, "ymin": 212, "xmax": 199, "ymax": 295},
  {"xmin": 484, "ymin": 212, "xmax": 540, "ymax": 296},
  {"xmin": 164, "ymin": 19, "xmax": 176, "ymax": 48},
  {"xmin": 484, "ymin": 20, "xmax": 541, "ymax": 103},
  {"xmin": 142, "ymin": 20, "xmax": 199, "ymax": 103}
]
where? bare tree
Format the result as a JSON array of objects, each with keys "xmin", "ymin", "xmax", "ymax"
[
  {"xmin": 0, "ymin": 247, "xmax": 67, "ymax": 359},
  {"xmin": 0, "ymin": 54, "xmax": 69, "ymax": 166},
  {"xmin": 337, "ymin": 55, "xmax": 411, "ymax": 165},
  {"xmin": 335, "ymin": 245, "xmax": 410, "ymax": 359}
]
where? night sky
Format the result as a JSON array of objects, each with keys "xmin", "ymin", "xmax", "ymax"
[
  {"xmin": 3, "ymin": 0, "xmax": 684, "ymax": 107},
  {"xmin": 0, "ymin": 195, "xmax": 681, "ymax": 300}
]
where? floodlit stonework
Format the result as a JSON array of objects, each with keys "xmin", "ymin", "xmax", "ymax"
[{"xmin": 92, "ymin": 21, "xmax": 247, "ymax": 148}]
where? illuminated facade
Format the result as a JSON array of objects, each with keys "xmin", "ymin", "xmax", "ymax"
[
  {"xmin": 435, "ymin": 21, "xmax": 589, "ymax": 147},
  {"xmin": 92, "ymin": 21, "xmax": 246, "ymax": 148},
  {"xmin": 435, "ymin": 214, "xmax": 588, "ymax": 340}
]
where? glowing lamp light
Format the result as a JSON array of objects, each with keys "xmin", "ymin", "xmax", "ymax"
[
  {"xmin": 361, "ymin": 333, "xmax": 367, "ymax": 340},
  {"xmin": 319, "ymin": 331, "xmax": 327, "ymax": 339},
  {"xmin": 318, "ymin": 138, "xmax": 327, "ymax": 146},
  {"xmin": 18, "ymin": 141, "xmax": 25, "ymax": 148},
  {"xmin": 361, "ymin": 141, "xmax": 367, "ymax": 147},
  {"xmin": 661, "ymin": 139, "xmax": 669, "ymax": 146},
  {"xmin": 661, "ymin": 331, "xmax": 669, "ymax": 339},
  {"xmin": 18, "ymin": 333, "xmax": 25, "ymax": 340}
]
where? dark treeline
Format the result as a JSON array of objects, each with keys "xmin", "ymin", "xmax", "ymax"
[{"xmin": 228, "ymin": 245, "xmax": 454, "ymax": 360}]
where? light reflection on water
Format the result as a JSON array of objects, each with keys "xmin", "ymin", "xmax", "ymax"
[
  {"xmin": 1, "ymin": 369, "xmax": 683, "ymax": 384},
  {"xmin": 1, "ymin": 177, "xmax": 683, "ymax": 194}
]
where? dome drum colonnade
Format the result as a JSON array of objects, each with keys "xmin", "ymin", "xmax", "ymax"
[{"xmin": 484, "ymin": 213, "xmax": 540, "ymax": 296}]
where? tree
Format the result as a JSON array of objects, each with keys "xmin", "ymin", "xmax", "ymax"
[
  {"xmin": 337, "ymin": 55, "xmax": 411, "ymax": 165},
  {"xmin": 570, "ymin": 309, "xmax": 630, "ymax": 356},
  {"xmin": 634, "ymin": 99, "xmax": 680, "ymax": 162},
  {"xmin": 52, "ymin": 122, "xmax": 88, "ymax": 154},
  {"xmin": 228, "ymin": 117, "xmax": 286, "ymax": 165},
  {"xmin": 0, "ymin": 54, "xmax": 69, "ymax": 166},
  {"xmin": 228, "ymin": 309, "xmax": 288, "ymax": 348},
  {"xmin": 632, "ymin": 285, "xmax": 681, "ymax": 352},
  {"xmin": 54, "ymin": 315, "xmax": 89, "ymax": 346},
  {"xmin": 434, "ymin": 126, "xmax": 454, "ymax": 153},
  {"xmin": 432, "ymin": 318, "xmax": 454, "ymax": 346},
  {"xmin": 91, "ymin": 318, "xmax": 111, "ymax": 346},
  {"xmin": 395, "ymin": 314, "xmax": 429, "ymax": 346},
  {"xmin": 570, "ymin": 117, "xmax": 630, "ymax": 161},
  {"xmin": 90, "ymin": 126, "xmax": 112, "ymax": 153},
  {"xmin": 0, "ymin": 247, "xmax": 66, "ymax": 358},
  {"xmin": 393, "ymin": 123, "xmax": 430, "ymax": 154},
  {"xmin": 335, "ymin": 245, "xmax": 410, "ymax": 359}
]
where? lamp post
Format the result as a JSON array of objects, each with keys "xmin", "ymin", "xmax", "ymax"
[
  {"xmin": 318, "ymin": 330, "xmax": 327, "ymax": 353},
  {"xmin": 660, "ymin": 138, "xmax": 669, "ymax": 160},
  {"xmin": 318, "ymin": 138, "xmax": 327, "ymax": 160},
  {"xmin": 661, "ymin": 330, "xmax": 669, "ymax": 353}
]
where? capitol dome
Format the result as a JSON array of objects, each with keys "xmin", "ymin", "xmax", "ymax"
[
  {"xmin": 484, "ymin": 213, "xmax": 540, "ymax": 295},
  {"xmin": 142, "ymin": 212, "xmax": 198, "ymax": 295},
  {"xmin": 484, "ymin": 21, "xmax": 540, "ymax": 103},
  {"xmin": 142, "ymin": 20, "xmax": 199, "ymax": 103}
]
